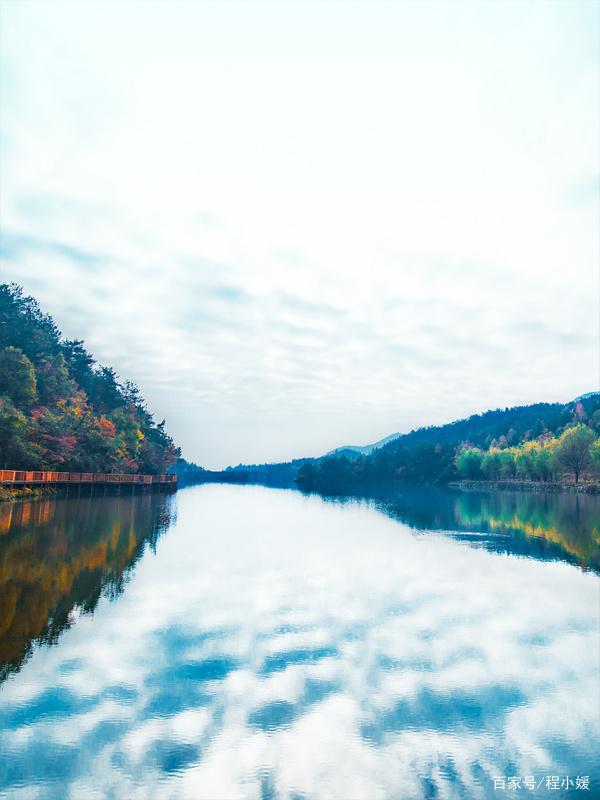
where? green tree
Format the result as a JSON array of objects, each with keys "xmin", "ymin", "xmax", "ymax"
[
  {"xmin": 61, "ymin": 338, "xmax": 96, "ymax": 393},
  {"xmin": 0, "ymin": 397, "xmax": 40, "ymax": 467},
  {"xmin": 455, "ymin": 447, "xmax": 484, "ymax": 479},
  {"xmin": 498, "ymin": 448, "xmax": 517, "ymax": 478},
  {"xmin": 555, "ymin": 425, "xmax": 595, "ymax": 483},
  {"xmin": 0, "ymin": 347, "xmax": 37, "ymax": 408},
  {"xmin": 0, "ymin": 283, "xmax": 61, "ymax": 362},
  {"xmin": 92, "ymin": 366, "xmax": 124, "ymax": 413},
  {"xmin": 537, "ymin": 437, "xmax": 558, "ymax": 481},
  {"xmin": 590, "ymin": 438, "xmax": 600, "ymax": 471},
  {"xmin": 481, "ymin": 448, "xmax": 502, "ymax": 480},
  {"xmin": 36, "ymin": 352, "xmax": 74, "ymax": 405}
]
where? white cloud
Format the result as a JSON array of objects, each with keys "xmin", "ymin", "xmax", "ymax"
[{"xmin": 0, "ymin": 1, "xmax": 598, "ymax": 467}]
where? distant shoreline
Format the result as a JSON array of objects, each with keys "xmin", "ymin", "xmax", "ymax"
[
  {"xmin": 448, "ymin": 480, "xmax": 600, "ymax": 495},
  {"xmin": 3, "ymin": 477, "xmax": 600, "ymax": 503}
]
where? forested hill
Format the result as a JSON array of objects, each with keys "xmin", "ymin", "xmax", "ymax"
[
  {"xmin": 372, "ymin": 401, "xmax": 573, "ymax": 452},
  {"xmin": 0, "ymin": 283, "xmax": 180, "ymax": 473},
  {"xmin": 296, "ymin": 395, "xmax": 600, "ymax": 492}
]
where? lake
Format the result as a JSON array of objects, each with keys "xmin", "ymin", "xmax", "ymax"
[{"xmin": 0, "ymin": 484, "xmax": 598, "ymax": 799}]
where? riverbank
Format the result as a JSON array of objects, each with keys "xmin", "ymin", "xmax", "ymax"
[{"xmin": 449, "ymin": 479, "xmax": 600, "ymax": 494}]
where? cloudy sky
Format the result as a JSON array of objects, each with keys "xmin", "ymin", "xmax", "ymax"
[{"xmin": 1, "ymin": 1, "xmax": 598, "ymax": 469}]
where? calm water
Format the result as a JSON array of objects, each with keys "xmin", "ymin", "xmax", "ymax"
[{"xmin": 0, "ymin": 485, "xmax": 598, "ymax": 799}]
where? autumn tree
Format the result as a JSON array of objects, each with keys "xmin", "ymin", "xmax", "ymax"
[{"xmin": 0, "ymin": 284, "xmax": 181, "ymax": 473}]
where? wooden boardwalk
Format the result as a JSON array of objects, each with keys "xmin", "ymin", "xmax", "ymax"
[{"xmin": 0, "ymin": 469, "xmax": 177, "ymax": 490}]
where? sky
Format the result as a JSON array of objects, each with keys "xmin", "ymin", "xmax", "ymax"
[{"xmin": 0, "ymin": 1, "xmax": 598, "ymax": 469}]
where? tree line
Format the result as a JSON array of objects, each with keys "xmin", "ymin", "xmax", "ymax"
[
  {"xmin": 297, "ymin": 396, "xmax": 600, "ymax": 493},
  {"xmin": 455, "ymin": 423, "xmax": 599, "ymax": 484},
  {"xmin": 0, "ymin": 283, "xmax": 180, "ymax": 474}
]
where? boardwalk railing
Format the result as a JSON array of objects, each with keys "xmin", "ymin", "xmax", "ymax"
[{"xmin": 0, "ymin": 470, "xmax": 177, "ymax": 486}]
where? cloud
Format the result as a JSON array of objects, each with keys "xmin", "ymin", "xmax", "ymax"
[
  {"xmin": 0, "ymin": 1, "xmax": 598, "ymax": 467},
  {"xmin": 0, "ymin": 230, "xmax": 103, "ymax": 270}
]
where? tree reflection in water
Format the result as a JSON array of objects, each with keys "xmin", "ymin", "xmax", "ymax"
[
  {"xmin": 313, "ymin": 486, "xmax": 600, "ymax": 573},
  {"xmin": 0, "ymin": 485, "xmax": 597, "ymax": 798},
  {"xmin": 1, "ymin": 486, "xmax": 598, "ymax": 686},
  {"xmin": 0, "ymin": 493, "xmax": 175, "ymax": 681}
]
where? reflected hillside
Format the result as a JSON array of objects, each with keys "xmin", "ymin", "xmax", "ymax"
[
  {"xmin": 319, "ymin": 487, "xmax": 600, "ymax": 573},
  {"xmin": 452, "ymin": 491, "xmax": 600, "ymax": 572},
  {"xmin": 0, "ymin": 494, "xmax": 175, "ymax": 681}
]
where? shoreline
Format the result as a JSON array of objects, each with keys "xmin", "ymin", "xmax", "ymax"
[
  {"xmin": 0, "ymin": 485, "xmax": 58, "ymax": 503},
  {"xmin": 448, "ymin": 479, "xmax": 600, "ymax": 495},
  {"xmin": 3, "ymin": 478, "xmax": 599, "ymax": 503},
  {"xmin": 0, "ymin": 483, "xmax": 175, "ymax": 503}
]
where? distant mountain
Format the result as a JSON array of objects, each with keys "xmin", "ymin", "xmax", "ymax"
[
  {"xmin": 182, "ymin": 394, "xmax": 600, "ymax": 492},
  {"xmin": 297, "ymin": 393, "xmax": 600, "ymax": 492},
  {"xmin": 325, "ymin": 432, "xmax": 401, "ymax": 458},
  {"xmin": 328, "ymin": 395, "xmax": 599, "ymax": 465}
]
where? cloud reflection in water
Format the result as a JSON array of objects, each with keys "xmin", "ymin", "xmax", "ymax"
[{"xmin": 0, "ymin": 484, "xmax": 598, "ymax": 799}]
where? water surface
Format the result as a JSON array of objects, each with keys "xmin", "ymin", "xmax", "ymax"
[{"xmin": 0, "ymin": 485, "xmax": 598, "ymax": 799}]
